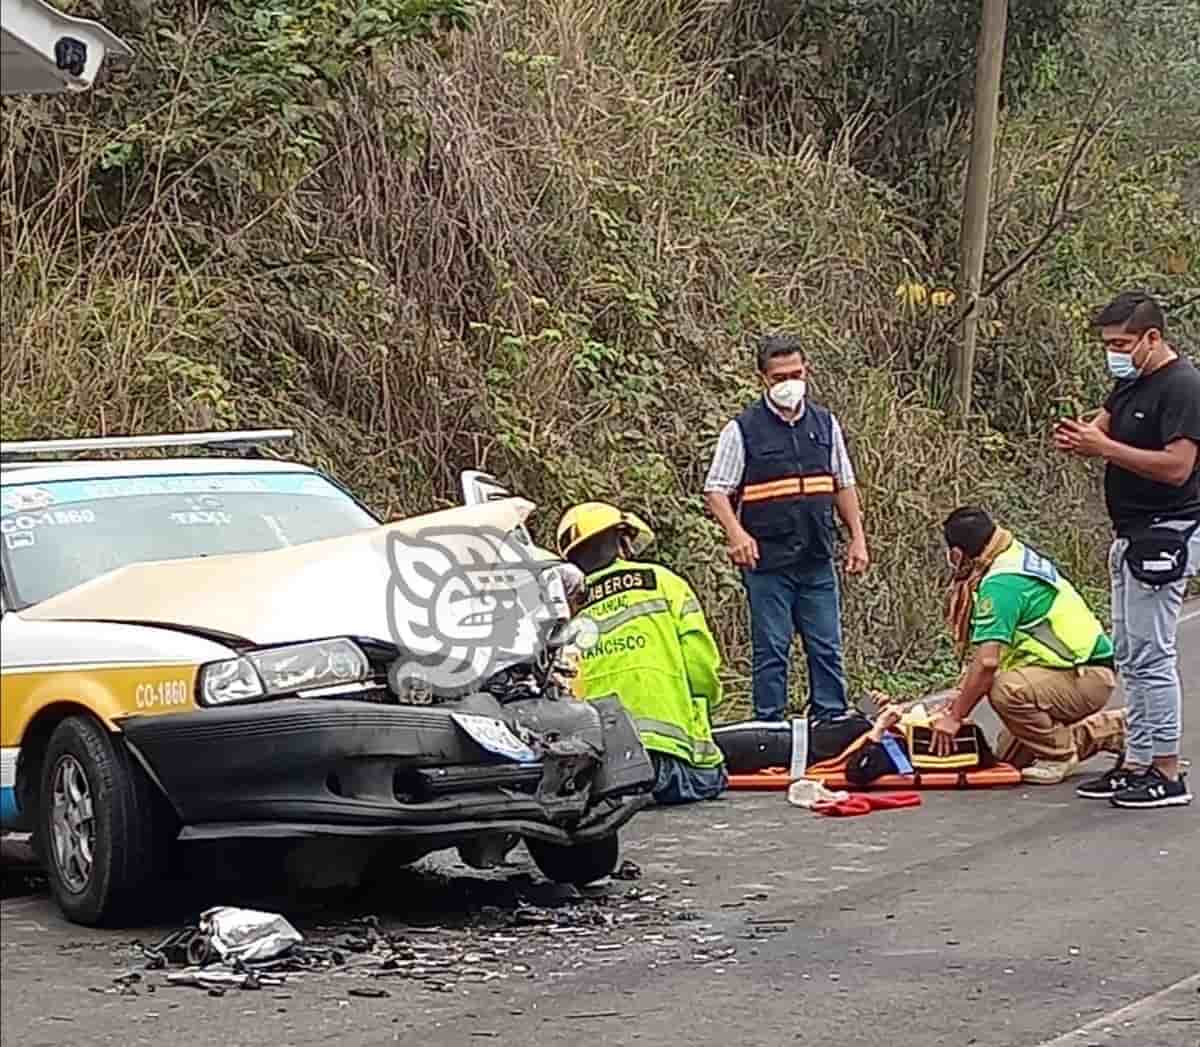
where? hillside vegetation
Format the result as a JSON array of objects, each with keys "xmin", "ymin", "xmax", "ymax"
[{"xmin": 2, "ymin": 0, "xmax": 1197, "ymax": 711}]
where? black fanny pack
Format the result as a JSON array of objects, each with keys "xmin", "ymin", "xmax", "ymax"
[{"xmin": 1122, "ymin": 518, "xmax": 1200, "ymax": 586}]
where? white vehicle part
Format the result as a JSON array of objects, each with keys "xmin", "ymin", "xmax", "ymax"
[
  {"xmin": 20, "ymin": 497, "xmax": 550, "ymax": 664},
  {"xmin": 0, "ymin": 429, "xmax": 293, "ymax": 461},
  {"xmin": 1, "ymin": 0, "xmax": 132, "ymax": 96},
  {"xmin": 460, "ymin": 468, "xmax": 581, "ymax": 602},
  {"xmin": 0, "ymin": 613, "xmax": 239, "ymax": 673}
]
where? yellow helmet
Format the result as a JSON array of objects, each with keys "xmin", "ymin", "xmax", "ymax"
[{"xmin": 556, "ymin": 501, "xmax": 655, "ymax": 559}]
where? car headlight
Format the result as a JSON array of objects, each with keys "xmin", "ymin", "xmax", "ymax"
[
  {"xmin": 199, "ymin": 656, "xmax": 265, "ymax": 706},
  {"xmin": 198, "ymin": 639, "xmax": 371, "ymax": 706}
]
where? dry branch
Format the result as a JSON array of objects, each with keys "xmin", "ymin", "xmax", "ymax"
[{"xmin": 935, "ymin": 80, "xmax": 1120, "ymax": 344}]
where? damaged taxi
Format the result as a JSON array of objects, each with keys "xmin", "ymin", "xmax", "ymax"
[{"xmin": 0, "ymin": 430, "xmax": 655, "ymax": 926}]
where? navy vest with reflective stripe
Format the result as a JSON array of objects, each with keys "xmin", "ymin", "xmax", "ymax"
[{"xmin": 734, "ymin": 397, "xmax": 837, "ymax": 570}]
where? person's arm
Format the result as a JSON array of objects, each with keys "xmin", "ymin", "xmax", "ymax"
[
  {"xmin": 676, "ymin": 584, "xmax": 724, "ymax": 713},
  {"xmin": 830, "ymin": 416, "xmax": 868, "ymax": 574},
  {"xmin": 930, "ymin": 575, "xmax": 1024, "ymax": 754},
  {"xmin": 704, "ymin": 490, "xmax": 749, "ymax": 548},
  {"xmin": 703, "ymin": 421, "xmax": 759, "ymax": 569},
  {"xmin": 1103, "ymin": 437, "xmax": 1197, "ymax": 487},
  {"xmin": 1055, "ymin": 386, "xmax": 1200, "ymax": 486},
  {"xmin": 1057, "ymin": 423, "xmax": 1198, "ymax": 485},
  {"xmin": 931, "ymin": 642, "xmax": 1003, "ymax": 754},
  {"xmin": 868, "ymin": 707, "xmax": 902, "ymax": 740},
  {"xmin": 834, "ymin": 486, "xmax": 868, "ymax": 574}
]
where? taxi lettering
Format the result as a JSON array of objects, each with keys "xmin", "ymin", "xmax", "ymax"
[
  {"xmin": 134, "ymin": 680, "xmax": 190, "ymax": 709},
  {"xmin": 0, "ymin": 508, "xmax": 95, "ymax": 533},
  {"xmin": 169, "ymin": 510, "xmax": 232, "ymax": 526}
]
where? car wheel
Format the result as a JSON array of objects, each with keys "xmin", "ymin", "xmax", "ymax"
[
  {"xmin": 526, "ymin": 833, "xmax": 620, "ymax": 886},
  {"xmin": 38, "ymin": 715, "xmax": 177, "ymax": 927}
]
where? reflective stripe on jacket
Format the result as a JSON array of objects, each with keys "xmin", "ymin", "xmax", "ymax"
[
  {"xmin": 982, "ymin": 540, "xmax": 1109, "ymax": 672},
  {"xmin": 571, "ymin": 558, "xmax": 725, "ymax": 768}
]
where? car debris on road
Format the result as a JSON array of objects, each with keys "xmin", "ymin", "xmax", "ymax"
[
  {"xmin": 98, "ymin": 873, "xmax": 728, "ymax": 1003},
  {"xmin": 198, "ymin": 906, "xmax": 304, "ymax": 964}
]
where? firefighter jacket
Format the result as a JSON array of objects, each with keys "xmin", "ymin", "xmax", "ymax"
[{"xmin": 570, "ymin": 558, "xmax": 725, "ymax": 769}]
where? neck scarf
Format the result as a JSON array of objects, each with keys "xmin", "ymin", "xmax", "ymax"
[{"xmin": 944, "ymin": 526, "xmax": 1014, "ymax": 661}]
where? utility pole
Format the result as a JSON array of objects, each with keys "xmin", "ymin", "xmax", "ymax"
[{"xmin": 953, "ymin": 0, "xmax": 1009, "ymax": 418}]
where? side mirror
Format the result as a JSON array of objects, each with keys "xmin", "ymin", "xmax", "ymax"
[
  {"xmin": 460, "ymin": 468, "xmax": 508, "ymax": 506},
  {"xmin": 460, "ymin": 469, "xmax": 535, "ymax": 548}
]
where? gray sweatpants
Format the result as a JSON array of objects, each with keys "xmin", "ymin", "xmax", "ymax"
[{"xmin": 1109, "ymin": 522, "xmax": 1200, "ymax": 764}]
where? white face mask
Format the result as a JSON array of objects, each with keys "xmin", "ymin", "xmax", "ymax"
[{"xmin": 769, "ymin": 378, "xmax": 806, "ymax": 411}]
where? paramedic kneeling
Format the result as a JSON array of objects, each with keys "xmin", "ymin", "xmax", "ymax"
[
  {"xmin": 556, "ymin": 501, "xmax": 728, "ymax": 805},
  {"xmin": 930, "ymin": 507, "xmax": 1125, "ymax": 785}
]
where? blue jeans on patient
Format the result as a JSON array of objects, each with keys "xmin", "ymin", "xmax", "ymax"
[{"xmin": 742, "ymin": 556, "xmax": 848, "ymax": 722}]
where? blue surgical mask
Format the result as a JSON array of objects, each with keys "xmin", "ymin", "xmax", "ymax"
[{"xmin": 1106, "ymin": 349, "xmax": 1141, "ymax": 381}]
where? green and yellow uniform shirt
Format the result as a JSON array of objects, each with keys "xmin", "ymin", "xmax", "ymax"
[{"xmin": 970, "ymin": 542, "xmax": 1113, "ymax": 670}]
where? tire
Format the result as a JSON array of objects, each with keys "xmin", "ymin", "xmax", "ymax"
[
  {"xmin": 37, "ymin": 715, "xmax": 177, "ymax": 927},
  {"xmin": 526, "ymin": 833, "xmax": 620, "ymax": 887}
]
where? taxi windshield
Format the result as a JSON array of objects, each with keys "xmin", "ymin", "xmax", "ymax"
[{"xmin": 0, "ymin": 471, "xmax": 379, "ymax": 608}]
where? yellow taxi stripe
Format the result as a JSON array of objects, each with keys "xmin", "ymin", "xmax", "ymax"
[{"xmin": 1, "ymin": 663, "xmax": 200, "ymax": 746}]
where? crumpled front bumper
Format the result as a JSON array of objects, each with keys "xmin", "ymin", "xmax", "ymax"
[{"xmin": 119, "ymin": 693, "xmax": 655, "ymax": 845}]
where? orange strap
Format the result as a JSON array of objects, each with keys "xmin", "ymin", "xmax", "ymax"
[
  {"xmin": 728, "ymin": 762, "xmax": 1022, "ymax": 792},
  {"xmin": 727, "ymin": 767, "xmax": 792, "ymax": 790},
  {"xmin": 741, "ymin": 473, "xmax": 836, "ymax": 503},
  {"xmin": 806, "ymin": 765, "xmax": 1022, "ymax": 790}
]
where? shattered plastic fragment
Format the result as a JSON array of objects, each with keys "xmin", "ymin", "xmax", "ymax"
[{"xmin": 166, "ymin": 966, "xmax": 285, "ymax": 991}]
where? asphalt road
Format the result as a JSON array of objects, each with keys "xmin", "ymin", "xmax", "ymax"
[{"xmin": 3, "ymin": 606, "xmax": 1197, "ymax": 1047}]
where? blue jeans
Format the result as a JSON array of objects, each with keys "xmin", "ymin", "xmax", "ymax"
[
  {"xmin": 1109, "ymin": 523, "xmax": 1200, "ymax": 764},
  {"xmin": 650, "ymin": 753, "xmax": 728, "ymax": 805},
  {"xmin": 742, "ymin": 556, "xmax": 848, "ymax": 722}
]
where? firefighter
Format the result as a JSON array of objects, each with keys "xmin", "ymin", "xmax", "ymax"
[{"xmin": 555, "ymin": 502, "xmax": 728, "ymax": 804}]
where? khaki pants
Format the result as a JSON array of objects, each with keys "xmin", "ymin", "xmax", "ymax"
[{"xmin": 990, "ymin": 665, "xmax": 1125, "ymax": 766}]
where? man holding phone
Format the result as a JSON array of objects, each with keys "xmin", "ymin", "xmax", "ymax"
[
  {"xmin": 1054, "ymin": 290, "xmax": 1199, "ymax": 809},
  {"xmin": 702, "ymin": 334, "xmax": 868, "ymax": 724}
]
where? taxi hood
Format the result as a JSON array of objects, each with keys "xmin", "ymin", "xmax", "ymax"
[{"xmin": 18, "ymin": 498, "xmax": 568, "ymax": 669}]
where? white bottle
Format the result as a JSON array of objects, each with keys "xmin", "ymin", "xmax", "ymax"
[{"xmin": 789, "ymin": 716, "xmax": 809, "ymax": 781}]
